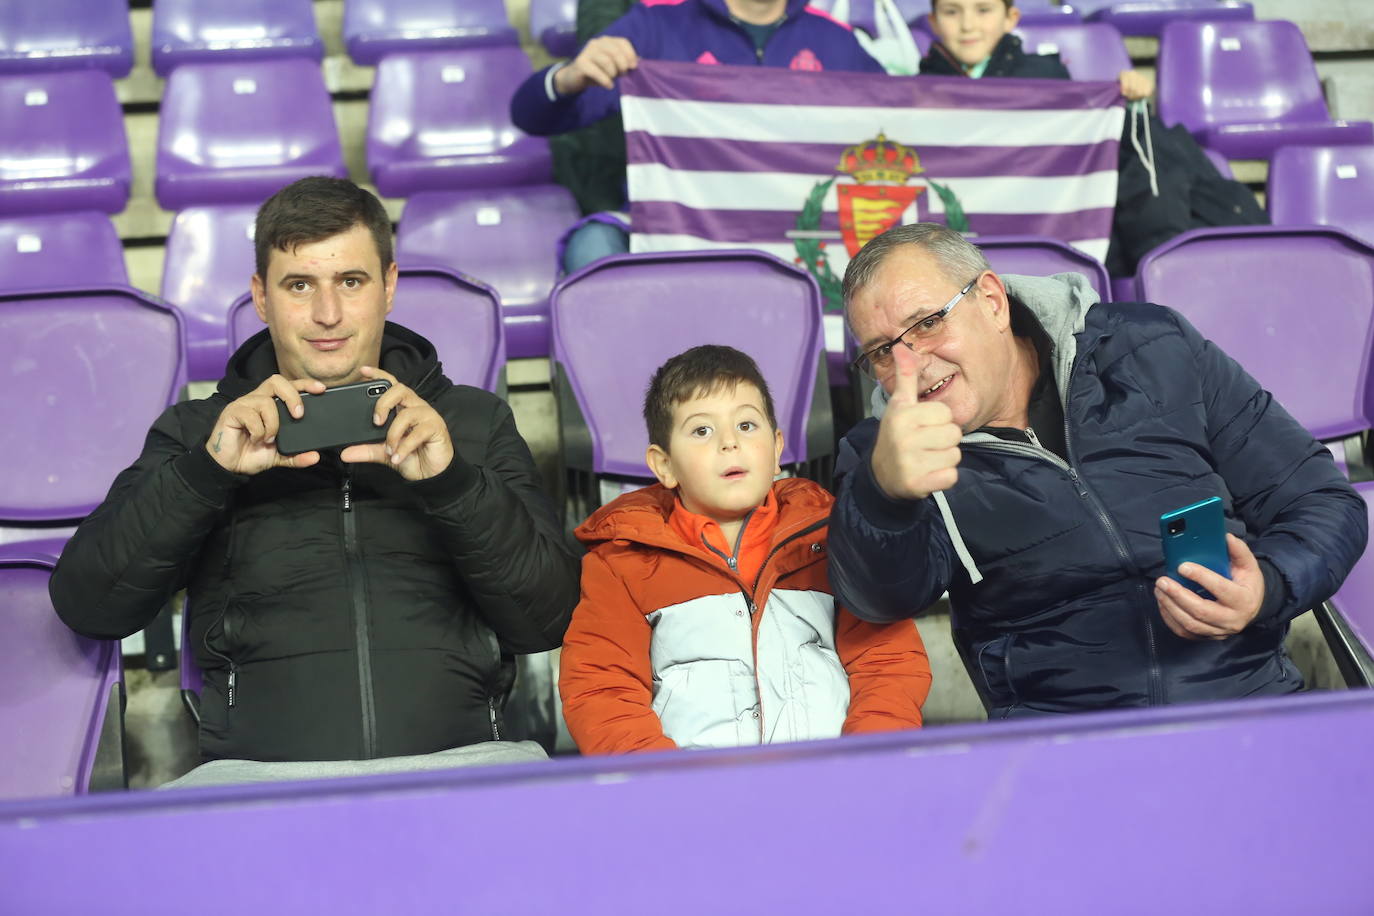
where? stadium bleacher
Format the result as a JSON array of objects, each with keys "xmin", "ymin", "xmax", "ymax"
[{"xmin": 0, "ymin": 0, "xmax": 1372, "ymax": 857}]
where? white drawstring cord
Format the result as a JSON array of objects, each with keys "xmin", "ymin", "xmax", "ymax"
[{"xmin": 1128, "ymin": 98, "xmax": 1160, "ymax": 197}]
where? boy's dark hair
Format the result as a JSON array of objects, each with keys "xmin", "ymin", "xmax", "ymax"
[
  {"xmin": 254, "ymin": 177, "xmax": 394, "ymax": 279},
  {"xmin": 644, "ymin": 345, "xmax": 778, "ymax": 452}
]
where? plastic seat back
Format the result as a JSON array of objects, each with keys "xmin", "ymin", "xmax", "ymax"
[
  {"xmin": 397, "ymin": 186, "xmax": 580, "ymax": 359},
  {"xmin": 161, "ymin": 204, "xmax": 259, "ymax": 380},
  {"xmin": 1014, "ymin": 22, "xmax": 1130, "ymax": 81},
  {"xmin": 1136, "ymin": 226, "xmax": 1374, "ymax": 441},
  {"xmin": 1156, "ymin": 19, "xmax": 1373, "ymax": 159},
  {"xmin": 151, "ymin": 0, "xmax": 323, "ymax": 76},
  {"xmin": 156, "ymin": 58, "xmax": 347, "ymax": 210},
  {"xmin": 530, "ymin": 0, "xmax": 578, "ymax": 58},
  {"xmin": 343, "ymin": 0, "xmax": 519, "ymax": 66},
  {"xmin": 1328, "ymin": 481, "xmax": 1374, "ymax": 663},
  {"xmin": 0, "ymin": 0, "xmax": 133, "ymax": 76},
  {"xmin": 978, "ymin": 235, "xmax": 1112, "ymax": 300},
  {"xmin": 367, "ymin": 48, "xmax": 552, "ymax": 196},
  {"xmin": 0, "ymin": 539, "xmax": 124, "ymax": 800},
  {"xmin": 0, "ymin": 213, "xmax": 128, "ymax": 291},
  {"xmin": 0, "ymin": 287, "xmax": 187, "ymax": 531},
  {"xmin": 1268, "ymin": 144, "xmax": 1374, "ymax": 247},
  {"xmin": 551, "ymin": 250, "xmax": 831, "ymax": 517},
  {"xmin": 0, "ymin": 70, "xmax": 130, "ymax": 215},
  {"xmin": 1080, "ymin": 0, "xmax": 1253, "ymax": 37}
]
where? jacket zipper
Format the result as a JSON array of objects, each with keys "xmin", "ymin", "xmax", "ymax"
[
  {"xmin": 697, "ymin": 515, "xmax": 827, "ymax": 741},
  {"xmin": 488, "ymin": 698, "xmax": 502, "ymax": 741},
  {"xmin": 341, "ymin": 471, "xmax": 380, "ymax": 757},
  {"xmin": 1056, "ymin": 361, "xmax": 1163, "ymax": 707},
  {"xmin": 697, "ymin": 506, "xmax": 756, "ymax": 573},
  {"xmin": 973, "ymin": 369, "xmax": 1164, "ymax": 704},
  {"xmin": 748, "ymin": 519, "xmax": 827, "ymax": 740},
  {"xmin": 203, "ymin": 604, "xmax": 239, "ymax": 708}
]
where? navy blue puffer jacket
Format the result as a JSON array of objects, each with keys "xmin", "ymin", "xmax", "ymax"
[{"xmin": 829, "ymin": 273, "xmax": 1367, "ymax": 716}]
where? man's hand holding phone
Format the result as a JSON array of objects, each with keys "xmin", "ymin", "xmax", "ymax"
[
  {"xmin": 1154, "ymin": 533, "xmax": 1265, "ymax": 640},
  {"xmin": 207, "ymin": 375, "xmax": 326, "ymax": 475},
  {"xmin": 338, "ymin": 366, "xmax": 454, "ymax": 481}
]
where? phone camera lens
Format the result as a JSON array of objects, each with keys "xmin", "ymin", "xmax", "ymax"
[
  {"xmin": 1167, "ymin": 519, "xmax": 1186, "ymax": 536},
  {"xmin": 367, "ymin": 384, "xmax": 387, "ymax": 397}
]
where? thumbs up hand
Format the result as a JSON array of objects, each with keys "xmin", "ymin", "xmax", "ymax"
[{"xmin": 869, "ymin": 343, "xmax": 963, "ymax": 501}]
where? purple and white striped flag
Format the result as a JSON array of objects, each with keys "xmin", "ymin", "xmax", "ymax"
[{"xmin": 620, "ymin": 60, "xmax": 1125, "ymax": 313}]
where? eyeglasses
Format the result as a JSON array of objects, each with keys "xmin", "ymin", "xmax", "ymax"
[{"xmin": 851, "ymin": 274, "xmax": 981, "ymax": 380}]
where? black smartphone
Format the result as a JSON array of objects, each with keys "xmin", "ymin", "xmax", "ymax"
[
  {"xmin": 275, "ymin": 379, "xmax": 393, "ymax": 456},
  {"xmin": 1159, "ymin": 496, "xmax": 1231, "ymax": 597}
]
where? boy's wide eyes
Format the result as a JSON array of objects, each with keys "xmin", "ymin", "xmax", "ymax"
[{"xmin": 686, "ymin": 419, "xmax": 759, "ymax": 438}]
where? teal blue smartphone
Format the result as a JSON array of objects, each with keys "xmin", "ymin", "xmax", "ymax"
[{"xmin": 1160, "ymin": 496, "xmax": 1231, "ymax": 597}]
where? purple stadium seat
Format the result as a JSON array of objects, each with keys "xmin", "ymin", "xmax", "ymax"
[
  {"xmin": 151, "ymin": 0, "xmax": 323, "ymax": 77},
  {"xmin": 397, "ymin": 186, "xmax": 580, "ymax": 359},
  {"xmin": 1012, "ymin": 0, "xmax": 1082, "ymax": 22},
  {"xmin": 0, "ymin": 539, "xmax": 124, "ymax": 800},
  {"xmin": 1268, "ymin": 144, "xmax": 1374, "ymax": 247},
  {"xmin": 1156, "ymin": 20, "xmax": 1374, "ymax": 161},
  {"xmin": 0, "ymin": 0, "xmax": 133, "ymax": 77},
  {"xmin": 550, "ymin": 250, "xmax": 831, "ymax": 516},
  {"xmin": 161, "ymin": 205, "xmax": 259, "ymax": 381},
  {"xmin": 1013, "ymin": 22, "xmax": 1131, "ymax": 81},
  {"xmin": 367, "ymin": 48, "xmax": 553, "ymax": 196},
  {"xmin": 0, "ymin": 287, "xmax": 186, "ymax": 532},
  {"xmin": 1078, "ymin": 0, "xmax": 1252, "ymax": 37},
  {"xmin": 227, "ymin": 266, "xmax": 506, "ymax": 393},
  {"xmin": 343, "ymin": 0, "xmax": 520, "ymax": 66},
  {"xmin": 530, "ymin": 0, "xmax": 577, "ymax": 58},
  {"xmin": 911, "ymin": 26, "xmax": 931, "ymax": 57},
  {"xmin": 1328, "ymin": 482, "xmax": 1374, "ymax": 660},
  {"xmin": 1203, "ymin": 147, "xmax": 1233, "ymax": 178},
  {"xmin": 155, "ymin": 58, "xmax": 347, "ymax": 211},
  {"xmin": 0, "ymin": 70, "xmax": 130, "ymax": 215},
  {"xmin": 1136, "ymin": 226, "xmax": 1374, "ymax": 442},
  {"xmin": 977, "ymin": 235, "xmax": 1112, "ymax": 300},
  {"xmin": 0, "ymin": 212, "xmax": 127, "ymax": 290}
]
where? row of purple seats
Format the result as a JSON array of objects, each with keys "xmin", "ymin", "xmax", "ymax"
[
  {"xmin": 1076, "ymin": 0, "xmax": 1253, "ymax": 37},
  {"xmin": 0, "ymin": 0, "xmax": 531, "ymax": 74}
]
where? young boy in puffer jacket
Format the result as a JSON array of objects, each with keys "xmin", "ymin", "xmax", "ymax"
[{"xmin": 559, "ymin": 345, "xmax": 931, "ymax": 753}]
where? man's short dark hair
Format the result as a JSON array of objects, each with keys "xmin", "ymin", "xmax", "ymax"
[
  {"xmin": 254, "ymin": 177, "xmax": 394, "ymax": 279},
  {"xmin": 644, "ymin": 345, "xmax": 778, "ymax": 452}
]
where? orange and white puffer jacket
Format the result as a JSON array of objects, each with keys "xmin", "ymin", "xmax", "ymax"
[{"xmin": 560, "ymin": 478, "xmax": 931, "ymax": 754}]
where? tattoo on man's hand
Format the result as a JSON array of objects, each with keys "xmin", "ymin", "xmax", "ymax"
[{"xmin": 213, "ymin": 431, "xmax": 223, "ymax": 453}]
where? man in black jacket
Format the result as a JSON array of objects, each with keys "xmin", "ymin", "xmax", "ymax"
[
  {"xmin": 51, "ymin": 177, "xmax": 580, "ymax": 765},
  {"xmin": 830, "ymin": 222, "xmax": 1366, "ymax": 716}
]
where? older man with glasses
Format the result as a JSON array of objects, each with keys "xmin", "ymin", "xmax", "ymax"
[{"xmin": 828, "ymin": 222, "xmax": 1366, "ymax": 718}]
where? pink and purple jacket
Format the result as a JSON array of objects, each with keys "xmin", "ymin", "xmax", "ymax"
[{"xmin": 509, "ymin": 0, "xmax": 883, "ymax": 136}]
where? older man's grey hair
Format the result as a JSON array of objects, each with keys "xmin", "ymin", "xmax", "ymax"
[{"xmin": 841, "ymin": 223, "xmax": 990, "ymax": 315}]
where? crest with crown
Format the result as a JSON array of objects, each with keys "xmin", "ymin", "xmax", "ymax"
[{"xmin": 836, "ymin": 132, "xmax": 924, "ymax": 185}]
